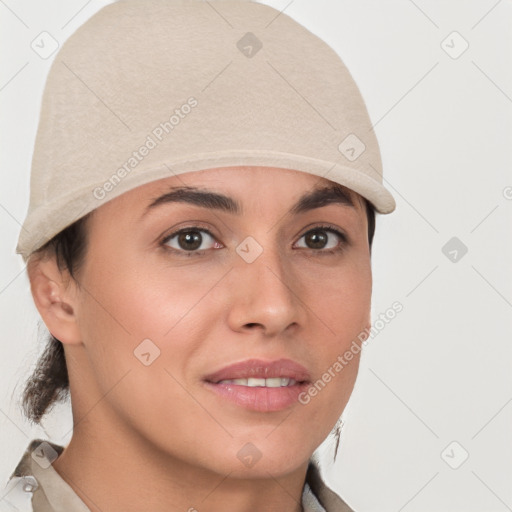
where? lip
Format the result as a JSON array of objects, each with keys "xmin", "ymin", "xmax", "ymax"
[
  {"xmin": 203, "ymin": 358, "xmax": 311, "ymax": 384},
  {"xmin": 203, "ymin": 358, "xmax": 311, "ymax": 413}
]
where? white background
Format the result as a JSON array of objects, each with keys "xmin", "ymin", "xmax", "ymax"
[{"xmin": 1, "ymin": 1, "xmax": 512, "ymax": 511}]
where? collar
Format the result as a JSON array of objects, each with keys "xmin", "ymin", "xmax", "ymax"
[{"xmin": 4, "ymin": 439, "xmax": 354, "ymax": 512}]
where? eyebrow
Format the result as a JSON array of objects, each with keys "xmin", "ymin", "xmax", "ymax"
[{"xmin": 142, "ymin": 183, "xmax": 356, "ymax": 218}]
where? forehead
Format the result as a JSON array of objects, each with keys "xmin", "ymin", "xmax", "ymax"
[{"xmin": 93, "ymin": 166, "xmax": 366, "ymax": 220}]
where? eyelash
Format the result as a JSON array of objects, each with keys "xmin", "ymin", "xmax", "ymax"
[{"xmin": 159, "ymin": 223, "xmax": 348, "ymax": 258}]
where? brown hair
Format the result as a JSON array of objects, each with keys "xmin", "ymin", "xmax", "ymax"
[{"xmin": 20, "ymin": 200, "xmax": 376, "ymax": 424}]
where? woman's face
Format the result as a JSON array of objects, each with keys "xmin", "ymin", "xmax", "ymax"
[{"xmin": 67, "ymin": 166, "xmax": 372, "ymax": 477}]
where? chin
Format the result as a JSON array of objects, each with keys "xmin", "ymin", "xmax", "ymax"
[
  {"xmin": 211, "ymin": 435, "xmax": 315, "ymax": 480},
  {"xmin": 218, "ymin": 454, "xmax": 311, "ymax": 481}
]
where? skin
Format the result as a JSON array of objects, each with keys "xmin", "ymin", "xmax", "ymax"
[{"xmin": 28, "ymin": 166, "xmax": 372, "ymax": 512}]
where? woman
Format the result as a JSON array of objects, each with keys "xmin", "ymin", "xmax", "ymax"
[{"xmin": 4, "ymin": 1, "xmax": 395, "ymax": 511}]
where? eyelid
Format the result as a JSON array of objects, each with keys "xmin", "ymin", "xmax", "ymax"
[
  {"xmin": 298, "ymin": 223, "xmax": 348, "ymax": 243},
  {"xmin": 294, "ymin": 224, "xmax": 349, "ymax": 254},
  {"xmin": 160, "ymin": 223, "xmax": 219, "ymax": 250},
  {"xmin": 159, "ymin": 222, "xmax": 349, "ymax": 256}
]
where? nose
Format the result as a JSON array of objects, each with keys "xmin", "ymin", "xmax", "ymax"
[{"xmin": 226, "ymin": 242, "xmax": 306, "ymax": 337}]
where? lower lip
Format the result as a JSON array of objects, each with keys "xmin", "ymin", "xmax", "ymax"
[{"xmin": 203, "ymin": 381, "xmax": 310, "ymax": 412}]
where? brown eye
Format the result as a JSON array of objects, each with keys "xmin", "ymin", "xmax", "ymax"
[
  {"xmin": 304, "ymin": 230, "xmax": 328, "ymax": 249},
  {"xmin": 176, "ymin": 231, "xmax": 203, "ymax": 251},
  {"xmin": 295, "ymin": 226, "xmax": 347, "ymax": 253},
  {"xmin": 162, "ymin": 228, "xmax": 219, "ymax": 254}
]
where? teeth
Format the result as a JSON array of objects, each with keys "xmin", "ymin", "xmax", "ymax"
[
  {"xmin": 266, "ymin": 378, "xmax": 284, "ymax": 388},
  {"xmin": 217, "ymin": 377, "xmax": 297, "ymax": 387},
  {"xmin": 248, "ymin": 378, "xmax": 266, "ymax": 387}
]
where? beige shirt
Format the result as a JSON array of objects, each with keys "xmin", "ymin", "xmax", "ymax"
[{"xmin": 2, "ymin": 439, "xmax": 355, "ymax": 512}]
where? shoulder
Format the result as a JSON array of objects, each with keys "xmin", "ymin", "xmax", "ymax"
[
  {"xmin": 1, "ymin": 439, "xmax": 64, "ymax": 512},
  {"xmin": 10, "ymin": 439, "xmax": 64, "ymax": 479}
]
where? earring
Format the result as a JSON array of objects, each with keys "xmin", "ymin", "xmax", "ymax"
[{"xmin": 333, "ymin": 418, "xmax": 344, "ymax": 463}]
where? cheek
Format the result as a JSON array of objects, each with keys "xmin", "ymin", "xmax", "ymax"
[
  {"xmin": 75, "ymin": 256, "xmax": 215, "ymax": 426},
  {"xmin": 76, "ymin": 251, "xmax": 222, "ymax": 381},
  {"xmin": 81, "ymin": 246, "xmax": 180, "ymax": 333},
  {"xmin": 298, "ymin": 256, "xmax": 371, "ymax": 420},
  {"xmin": 304, "ymin": 253, "xmax": 372, "ymax": 339}
]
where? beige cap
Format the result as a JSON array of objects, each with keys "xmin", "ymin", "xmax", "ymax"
[{"xmin": 16, "ymin": 0, "xmax": 395, "ymax": 262}]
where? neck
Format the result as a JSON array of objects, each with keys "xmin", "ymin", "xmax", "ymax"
[{"xmin": 52, "ymin": 415, "xmax": 309, "ymax": 512}]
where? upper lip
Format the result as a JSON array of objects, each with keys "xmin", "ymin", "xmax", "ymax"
[{"xmin": 204, "ymin": 358, "xmax": 311, "ymax": 384}]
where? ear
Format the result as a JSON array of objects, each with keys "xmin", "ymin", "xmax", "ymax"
[{"xmin": 27, "ymin": 254, "xmax": 83, "ymax": 346}]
